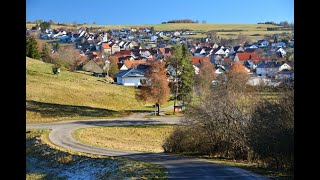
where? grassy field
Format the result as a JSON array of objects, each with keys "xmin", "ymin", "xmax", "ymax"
[
  {"xmin": 26, "ymin": 23, "xmax": 292, "ymax": 41},
  {"xmin": 26, "ymin": 129, "xmax": 167, "ymax": 179},
  {"xmin": 26, "ymin": 57, "xmax": 172, "ymax": 123},
  {"xmin": 74, "ymin": 125, "xmax": 174, "ymax": 152}
]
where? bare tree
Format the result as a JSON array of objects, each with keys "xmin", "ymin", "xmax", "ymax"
[
  {"xmin": 136, "ymin": 61, "xmax": 170, "ymax": 115},
  {"xmin": 227, "ymin": 62, "xmax": 250, "ymax": 93},
  {"xmin": 103, "ymin": 59, "xmax": 110, "ymax": 77},
  {"xmin": 194, "ymin": 58, "xmax": 216, "ymax": 99},
  {"xmin": 164, "ymin": 74, "xmax": 257, "ymax": 159},
  {"xmin": 50, "ymin": 46, "xmax": 83, "ymax": 71}
]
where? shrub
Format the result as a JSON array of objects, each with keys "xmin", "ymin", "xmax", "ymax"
[{"xmin": 57, "ymin": 155, "xmax": 74, "ymax": 164}]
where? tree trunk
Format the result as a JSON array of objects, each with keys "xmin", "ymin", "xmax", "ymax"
[{"xmin": 156, "ymin": 103, "xmax": 160, "ymax": 116}]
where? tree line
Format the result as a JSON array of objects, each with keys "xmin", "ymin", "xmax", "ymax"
[{"xmin": 162, "ymin": 19, "xmax": 206, "ymax": 24}]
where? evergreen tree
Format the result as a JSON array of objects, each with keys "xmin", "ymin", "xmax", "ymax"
[
  {"xmin": 39, "ymin": 21, "xmax": 51, "ymax": 32},
  {"xmin": 53, "ymin": 42, "xmax": 60, "ymax": 52},
  {"xmin": 274, "ymin": 36, "xmax": 278, "ymax": 43},
  {"xmin": 40, "ymin": 43, "xmax": 52, "ymax": 63},
  {"xmin": 180, "ymin": 44, "xmax": 195, "ymax": 104},
  {"xmin": 172, "ymin": 44, "xmax": 195, "ymax": 105},
  {"xmin": 26, "ymin": 36, "xmax": 40, "ymax": 59}
]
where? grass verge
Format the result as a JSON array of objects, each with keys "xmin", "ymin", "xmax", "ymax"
[
  {"xmin": 26, "ymin": 129, "xmax": 167, "ymax": 179},
  {"xmin": 73, "ymin": 125, "xmax": 174, "ymax": 153}
]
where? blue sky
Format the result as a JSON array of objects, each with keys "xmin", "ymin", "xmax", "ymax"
[{"xmin": 26, "ymin": 0, "xmax": 294, "ymax": 25}]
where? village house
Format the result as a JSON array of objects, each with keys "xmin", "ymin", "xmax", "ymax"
[
  {"xmin": 115, "ymin": 68, "xmax": 147, "ymax": 86},
  {"xmin": 256, "ymin": 61, "xmax": 282, "ymax": 77},
  {"xmin": 82, "ymin": 60, "xmax": 104, "ymax": 77}
]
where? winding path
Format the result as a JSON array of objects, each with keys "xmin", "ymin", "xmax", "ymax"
[{"xmin": 26, "ymin": 115, "xmax": 269, "ymax": 180}]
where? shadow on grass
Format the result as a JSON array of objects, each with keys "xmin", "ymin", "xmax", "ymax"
[
  {"xmin": 27, "ymin": 69, "xmax": 53, "ymax": 76},
  {"xmin": 26, "ymin": 100, "xmax": 124, "ymax": 118},
  {"xmin": 125, "ymin": 109, "xmax": 154, "ymax": 113}
]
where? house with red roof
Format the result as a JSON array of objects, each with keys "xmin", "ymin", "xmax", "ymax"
[
  {"xmin": 234, "ymin": 52, "xmax": 259, "ymax": 62},
  {"xmin": 191, "ymin": 56, "xmax": 205, "ymax": 66},
  {"xmin": 102, "ymin": 43, "xmax": 111, "ymax": 54},
  {"xmin": 119, "ymin": 60, "xmax": 147, "ymax": 71}
]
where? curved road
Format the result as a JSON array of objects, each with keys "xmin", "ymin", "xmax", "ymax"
[{"xmin": 27, "ymin": 116, "xmax": 269, "ymax": 180}]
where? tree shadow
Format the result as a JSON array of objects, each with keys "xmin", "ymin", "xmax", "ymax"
[
  {"xmin": 27, "ymin": 69, "xmax": 53, "ymax": 75},
  {"xmin": 124, "ymin": 109, "xmax": 154, "ymax": 113},
  {"xmin": 26, "ymin": 100, "xmax": 121, "ymax": 118}
]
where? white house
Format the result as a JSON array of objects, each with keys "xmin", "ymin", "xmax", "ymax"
[
  {"xmin": 173, "ymin": 31, "xmax": 181, "ymax": 36},
  {"xmin": 279, "ymin": 63, "xmax": 292, "ymax": 71},
  {"xmin": 223, "ymin": 48, "xmax": 230, "ymax": 57},
  {"xmin": 275, "ymin": 70, "xmax": 294, "ymax": 80},
  {"xmin": 119, "ymin": 41, "xmax": 125, "ymax": 47},
  {"xmin": 274, "ymin": 47, "xmax": 286, "ymax": 57},
  {"xmin": 115, "ymin": 68, "xmax": 147, "ymax": 86},
  {"xmin": 215, "ymin": 66, "xmax": 226, "ymax": 74},
  {"xmin": 256, "ymin": 40, "xmax": 269, "ymax": 48},
  {"xmin": 247, "ymin": 76, "xmax": 272, "ymax": 86},
  {"xmin": 212, "ymin": 43, "xmax": 219, "ymax": 49},
  {"xmin": 272, "ymin": 42, "xmax": 286, "ymax": 48},
  {"xmin": 256, "ymin": 62, "xmax": 281, "ymax": 77},
  {"xmin": 214, "ymin": 48, "xmax": 225, "ymax": 56},
  {"xmin": 150, "ymin": 35, "xmax": 158, "ymax": 41},
  {"xmin": 200, "ymin": 48, "xmax": 206, "ymax": 55},
  {"xmin": 230, "ymin": 46, "xmax": 244, "ymax": 54},
  {"xmin": 248, "ymin": 44, "xmax": 259, "ymax": 49}
]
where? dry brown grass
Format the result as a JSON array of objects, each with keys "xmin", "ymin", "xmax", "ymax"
[
  {"xmin": 26, "ymin": 57, "xmax": 171, "ymax": 123},
  {"xmin": 74, "ymin": 125, "xmax": 175, "ymax": 152}
]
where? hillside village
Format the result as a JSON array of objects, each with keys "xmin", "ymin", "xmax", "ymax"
[{"xmin": 27, "ymin": 25, "xmax": 294, "ymax": 87}]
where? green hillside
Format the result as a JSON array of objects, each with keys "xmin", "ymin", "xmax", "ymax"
[{"xmin": 26, "ymin": 57, "xmax": 160, "ymax": 123}]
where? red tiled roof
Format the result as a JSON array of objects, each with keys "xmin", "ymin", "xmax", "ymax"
[
  {"xmin": 102, "ymin": 43, "xmax": 110, "ymax": 49},
  {"xmin": 110, "ymin": 55, "xmax": 122, "ymax": 63},
  {"xmin": 124, "ymin": 60, "xmax": 147, "ymax": 68},
  {"xmin": 251, "ymin": 56, "xmax": 266, "ymax": 61},
  {"xmin": 236, "ymin": 52, "xmax": 259, "ymax": 61},
  {"xmin": 191, "ymin": 56, "xmax": 207, "ymax": 65},
  {"xmin": 114, "ymin": 50, "xmax": 131, "ymax": 56},
  {"xmin": 223, "ymin": 57, "xmax": 232, "ymax": 62}
]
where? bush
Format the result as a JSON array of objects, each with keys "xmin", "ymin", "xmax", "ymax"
[
  {"xmin": 163, "ymin": 126, "xmax": 211, "ymax": 155},
  {"xmin": 247, "ymin": 89, "xmax": 294, "ymax": 171},
  {"xmin": 52, "ymin": 65, "xmax": 61, "ymax": 75},
  {"xmin": 57, "ymin": 155, "xmax": 74, "ymax": 164}
]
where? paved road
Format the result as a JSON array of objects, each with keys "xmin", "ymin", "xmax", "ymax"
[{"xmin": 26, "ymin": 117, "xmax": 269, "ymax": 180}]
